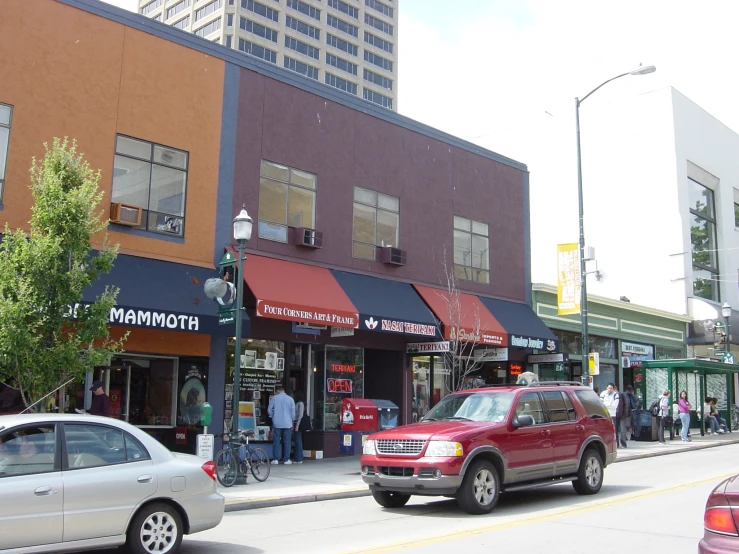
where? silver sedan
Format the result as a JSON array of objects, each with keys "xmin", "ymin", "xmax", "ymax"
[{"xmin": 0, "ymin": 413, "xmax": 224, "ymax": 554}]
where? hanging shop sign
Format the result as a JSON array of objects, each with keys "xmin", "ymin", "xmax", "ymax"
[
  {"xmin": 406, "ymin": 341, "xmax": 451, "ymax": 354},
  {"xmin": 362, "ymin": 316, "xmax": 437, "ymax": 337},
  {"xmin": 256, "ymin": 300, "xmax": 358, "ymax": 328},
  {"xmin": 528, "ymin": 353, "xmax": 568, "ymax": 364},
  {"xmin": 510, "ymin": 335, "xmax": 558, "ymax": 352},
  {"xmin": 621, "ymin": 341, "xmax": 654, "ymax": 369},
  {"xmin": 331, "ymin": 326, "xmax": 355, "ymax": 338},
  {"xmin": 473, "ymin": 348, "xmax": 509, "ymax": 362},
  {"xmin": 449, "ymin": 326, "xmax": 506, "ymax": 346},
  {"xmin": 557, "ymin": 243, "xmax": 581, "ymax": 316}
]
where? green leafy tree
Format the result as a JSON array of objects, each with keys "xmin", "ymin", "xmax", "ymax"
[{"xmin": 0, "ymin": 138, "xmax": 126, "ymax": 410}]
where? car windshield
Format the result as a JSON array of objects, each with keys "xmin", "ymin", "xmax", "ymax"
[{"xmin": 421, "ymin": 392, "xmax": 514, "ymax": 423}]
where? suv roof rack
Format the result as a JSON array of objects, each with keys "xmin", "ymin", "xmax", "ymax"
[{"xmin": 526, "ymin": 381, "xmax": 585, "ymax": 387}]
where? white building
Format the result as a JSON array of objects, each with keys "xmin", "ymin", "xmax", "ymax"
[
  {"xmin": 571, "ymin": 87, "xmax": 738, "ymax": 359},
  {"xmin": 137, "ymin": 0, "xmax": 398, "ymax": 111}
]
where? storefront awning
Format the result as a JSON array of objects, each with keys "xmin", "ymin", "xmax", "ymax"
[
  {"xmin": 82, "ymin": 254, "xmax": 242, "ymax": 335},
  {"xmin": 241, "ymin": 254, "xmax": 358, "ymax": 328},
  {"xmin": 330, "ymin": 270, "xmax": 440, "ymax": 338},
  {"xmin": 413, "ymin": 285, "xmax": 507, "ymax": 346},
  {"xmin": 477, "ymin": 297, "xmax": 558, "ymax": 352}
]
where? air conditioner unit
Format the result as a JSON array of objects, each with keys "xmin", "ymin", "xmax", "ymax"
[
  {"xmin": 380, "ymin": 246, "xmax": 407, "ymax": 266},
  {"xmin": 110, "ymin": 202, "xmax": 142, "ymax": 227},
  {"xmin": 621, "ymin": 356, "xmax": 631, "ymax": 369},
  {"xmin": 292, "ymin": 227, "xmax": 323, "ymax": 249}
]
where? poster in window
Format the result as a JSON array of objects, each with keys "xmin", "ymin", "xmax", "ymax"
[
  {"xmin": 265, "ymin": 352, "xmax": 278, "ymax": 370},
  {"xmin": 242, "ymin": 350, "xmax": 257, "ymax": 369},
  {"xmin": 179, "ymin": 377, "xmax": 206, "ymax": 425},
  {"xmin": 255, "ymin": 359, "xmax": 266, "ymax": 369},
  {"xmin": 238, "ymin": 401, "xmax": 257, "ymax": 433}
]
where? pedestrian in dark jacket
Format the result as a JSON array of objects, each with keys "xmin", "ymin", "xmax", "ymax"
[{"xmin": 615, "ymin": 385, "xmax": 631, "ymax": 448}]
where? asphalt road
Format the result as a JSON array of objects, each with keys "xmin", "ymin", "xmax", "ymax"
[{"xmin": 100, "ymin": 444, "xmax": 737, "ymax": 554}]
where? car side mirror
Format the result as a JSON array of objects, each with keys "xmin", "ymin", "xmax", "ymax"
[{"xmin": 513, "ymin": 415, "xmax": 535, "ymax": 428}]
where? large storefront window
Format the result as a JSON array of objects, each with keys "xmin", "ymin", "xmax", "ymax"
[
  {"xmin": 226, "ymin": 338, "xmax": 284, "ymax": 434},
  {"xmin": 412, "ymin": 355, "xmax": 451, "ymax": 421},
  {"xmin": 555, "ymin": 331, "xmax": 616, "ymax": 359},
  {"xmin": 312, "ymin": 346, "xmax": 364, "ymax": 431},
  {"xmin": 592, "ymin": 364, "xmax": 617, "ymax": 394}
]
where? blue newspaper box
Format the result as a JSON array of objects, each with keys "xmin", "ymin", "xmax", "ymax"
[
  {"xmin": 339, "ymin": 431, "xmax": 370, "ymax": 455},
  {"xmin": 372, "ymin": 399, "xmax": 399, "ymax": 430}
]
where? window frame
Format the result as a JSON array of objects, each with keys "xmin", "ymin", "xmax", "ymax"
[
  {"xmin": 0, "ymin": 102, "xmax": 12, "ymax": 204},
  {"xmin": 514, "ymin": 392, "xmax": 548, "ymax": 425},
  {"xmin": 258, "ymin": 160, "xmax": 317, "ymax": 243},
  {"xmin": 453, "ymin": 215, "xmax": 490, "ymax": 284},
  {"xmin": 688, "ymin": 177, "xmax": 719, "ymax": 301},
  {"xmin": 541, "ymin": 391, "xmax": 574, "ymax": 424},
  {"xmin": 0, "ymin": 424, "xmax": 59, "ymax": 478},
  {"xmin": 111, "ymin": 134, "xmax": 190, "ymax": 238},
  {"xmin": 352, "ymin": 186, "xmax": 400, "ymax": 260},
  {"xmin": 61, "ymin": 423, "xmax": 151, "ymax": 471}
]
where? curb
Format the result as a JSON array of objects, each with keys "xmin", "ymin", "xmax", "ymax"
[
  {"xmin": 613, "ymin": 436, "xmax": 739, "ymax": 464},
  {"xmin": 222, "ymin": 438, "xmax": 739, "ymax": 512},
  {"xmin": 224, "ymin": 488, "xmax": 370, "ymax": 512}
]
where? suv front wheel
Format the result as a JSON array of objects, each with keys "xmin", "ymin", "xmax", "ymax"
[
  {"xmin": 456, "ymin": 459, "xmax": 499, "ymax": 515},
  {"xmin": 572, "ymin": 448, "xmax": 603, "ymax": 495}
]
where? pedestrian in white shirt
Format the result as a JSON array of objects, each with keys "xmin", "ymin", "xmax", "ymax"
[{"xmin": 600, "ymin": 383, "xmax": 621, "ymax": 446}]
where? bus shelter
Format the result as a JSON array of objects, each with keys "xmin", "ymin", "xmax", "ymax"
[{"xmin": 639, "ymin": 359, "xmax": 736, "ymax": 437}]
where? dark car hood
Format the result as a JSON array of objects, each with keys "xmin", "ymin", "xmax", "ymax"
[{"xmin": 370, "ymin": 420, "xmax": 503, "ymax": 441}]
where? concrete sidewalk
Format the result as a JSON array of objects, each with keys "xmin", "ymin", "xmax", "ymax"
[{"xmin": 220, "ymin": 433, "xmax": 739, "ymax": 512}]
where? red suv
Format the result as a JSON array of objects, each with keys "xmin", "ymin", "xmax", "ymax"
[{"xmin": 361, "ymin": 382, "xmax": 616, "ymax": 514}]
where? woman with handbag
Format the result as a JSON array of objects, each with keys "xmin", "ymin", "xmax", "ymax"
[{"xmin": 293, "ymin": 391, "xmax": 307, "ymax": 464}]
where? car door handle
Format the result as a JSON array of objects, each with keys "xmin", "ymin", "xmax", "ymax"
[
  {"xmin": 34, "ymin": 486, "xmax": 53, "ymax": 496},
  {"xmin": 540, "ymin": 429, "xmax": 551, "ymax": 436},
  {"xmin": 576, "ymin": 425, "xmax": 585, "ymax": 431},
  {"xmin": 138, "ymin": 475, "xmax": 153, "ymax": 483}
]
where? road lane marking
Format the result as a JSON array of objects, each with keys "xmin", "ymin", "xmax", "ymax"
[{"xmin": 341, "ymin": 471, "xmax": 735, "ymax": 554}]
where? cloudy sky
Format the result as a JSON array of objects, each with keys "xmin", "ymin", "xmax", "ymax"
[{"xmin": 101, "ymin": 0, "xmax": 739, "ymax": 284}]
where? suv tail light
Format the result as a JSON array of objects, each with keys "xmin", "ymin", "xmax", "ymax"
[
  {"xmin": 704, "ymin": 507, "xmax": 739, "ymax": 536},
  {"xmin": 201, "ymin": 461, "xmax": 217, "ymax": 481}
]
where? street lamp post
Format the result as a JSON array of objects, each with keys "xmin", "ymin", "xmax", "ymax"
[
  {"xmin": 231, "ymin": 206, "xmax": 253, "ymax": 439},
  {"xmin": 722, "ymin": 302, "xmax": 732, "ymax": 358},
  {"xmin": 575, "ymin": 65, "xmax": 656, "ymax": 386}
]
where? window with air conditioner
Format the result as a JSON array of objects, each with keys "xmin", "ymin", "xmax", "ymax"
[
  {"xmin": 352, "ymin": 187, "xmax": 399, "ymax": 260},
  {"xmin": 258, "ymin": 160, "xmax": 316, "ymax": 243},
  {"xmin": 111, "ymin": 135, "xmax": 188, "ymax": 237}
]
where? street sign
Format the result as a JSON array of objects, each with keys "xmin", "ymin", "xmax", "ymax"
[
  {"xmin": 218, "ymin": 309, "xmax": 235, "ymax": 325},
  {"xmin": 588, "ymin": 352, "xmax": 600, "ymax": 376}
]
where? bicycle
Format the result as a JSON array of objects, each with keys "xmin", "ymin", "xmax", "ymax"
[
  {"xmin": 215, "ymin": 430, "xmax": 270, "ymax": 487},
  {"xmin": 731, "ymin": 405, "xmax": 739, "ymax": 431}
]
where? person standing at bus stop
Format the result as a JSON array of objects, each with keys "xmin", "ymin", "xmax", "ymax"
[
  {"xmin": 678, "ymin": 390, "xmax": 692, "ymax": 442},
  {"xmin": 268, "ymin": 385, "xmax": 295, "ymax": 465}
]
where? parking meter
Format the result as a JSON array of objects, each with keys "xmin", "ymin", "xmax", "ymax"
[{"xmin": 200, "ymin": 402, "xmax": 212, "ymax": 433}]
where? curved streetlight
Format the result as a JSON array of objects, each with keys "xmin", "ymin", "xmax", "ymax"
[{"xmin": 575, "ymin": 65, "xmax": 656, "ymax": 387}]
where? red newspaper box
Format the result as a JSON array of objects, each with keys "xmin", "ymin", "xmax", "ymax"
[{"xmin": 341, "ymin": 398, "xmax": 377, "ymax": 431}]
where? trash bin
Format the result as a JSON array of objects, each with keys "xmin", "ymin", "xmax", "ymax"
[
  {"xmin": 632, "ymin": 409, "xmax": 659, "ymax": 441},
  {"xmin": 340, "ymin": 398, "xmax": 378, "ymax": 431},
  {"xmin": 371, "ymin": 399, "xmax": 399, "ymax": 430}
]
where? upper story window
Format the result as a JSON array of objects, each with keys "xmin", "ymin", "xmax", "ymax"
[
  {"xmin": 364, "ymin": 31, "xmax": 393, "ymax": 54},
  {"xmin": 363, "ymin": 68, "xmax": 392, "ymax": 90},
  {"xmin": 258, "ymin": 160, "xmax": 316, "ymax": 242},
  {"xmin": 173, "ymin": 15, "xmax": 190, "ymax": 29},
  {"xmin": 0, "ymin": 103, "xmax": 12, "ymax": 203},
  {"xmin": 239, "ymin": 39, "xmax": 277, "ymax": 64},
  {"xmin": 195, "ymin": 0, "xmax": 222, "ymax": 22},
  {"xmin": 286, "ymin": 15, "xmax": 320, "ymax": 41},
  {"xmin": 140, "ymin": 0, "xmax": 163, "ymax": 15},
  {"xmin": 365, "ymin": 0, "xmax": 393, "ymax": 18},
  {"xmin": 240, "ymin": 17, "xmax": 278, "ymax": 42},
  {"xmin": 194, "ymin": 17, "xmax": 221, "ymax": 37},
  {"xmin": 328, "ymin": 0, "xmax": 358, "ymax": 19},
  {"xmin": 111, "ymin": 135, "xmax": 188, "ymax": 237},
  {"xmin": 287, "ymin": 0, "xmax": 320, "ymax": 21},
  {"xmin": 285, "ymin": 35, "xmax": 319, "ymax": 60},
  {"xmin": 689, "ymin": 177, "xmax": 719, "ymax": 301},
  {"xmin": 327, "ymin": 33, "xmax": 358, "ymax": 56},
  {"xmin": 365, "ymin": 13, "xmax": 393, "ymax": 36},
  {"xmin": 327, "ymin": 14, "xmax": 358, "ymax": 38},
  {"xmin": 284, "ymin": 56, "xmax": 319, "ymax": 80},
  {"xmin": 364, "ymin": 50, "xmax": 392, "ymax": 72},
  {"xmin": 453, "ymin": 216, "xmax": 489, "ymax": 284},
  {"xmin": 352, "ymin": 187, "xmax": 399, "ymax": 260},
  {"xmin": 734, "ymin": 188, "xmax": 739, "ymax": 228},
  {"xmin": 166, "ymin": 0, "xmax": 190, "ymax": 20},
  {"xmin": 242, "ymin": 0, "xmax": 279, "ymax": 22},
  {"xmin": 363, "ymin": 88, "xmax": 392, "ymax": 109},
  {"xmin": 326, "ymin": 53, "xmax": 358, "ymax": 76}
]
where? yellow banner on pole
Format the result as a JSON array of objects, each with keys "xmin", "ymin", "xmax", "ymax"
[{"xmin": 557, "ymin": 243, "xmax": 581, "ymax": 315}]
